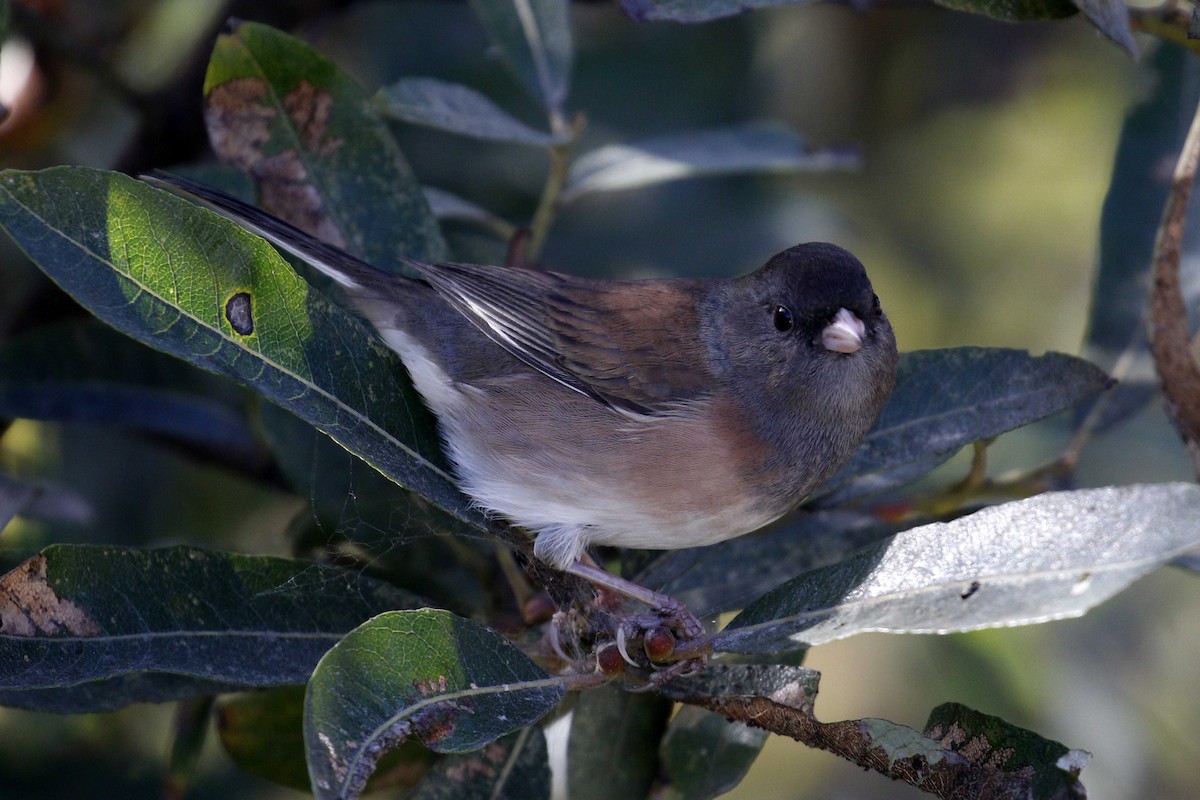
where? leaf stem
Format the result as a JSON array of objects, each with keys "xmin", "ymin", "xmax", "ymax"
[{"xmin": 524, "ymin": 114, "xmax": 585, "ymax": 263}]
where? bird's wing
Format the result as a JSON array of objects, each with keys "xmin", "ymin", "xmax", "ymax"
[{"xmin": 415, "ymin": 260, "xmax": 713, "ymax": 415}]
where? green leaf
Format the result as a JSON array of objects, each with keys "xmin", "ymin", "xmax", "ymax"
[
  {"xmin": 218, "ymin": 687, "xmax": 318, "ymax": 792},
  {"xmin": 0, "ymin": 671, "xmax": 246, "ymax": 713},
  {"xmin": 817, "ymin": 348, "xmax": 1111, "ymax": 502},
  {"xmin": 218, "ymin": 686, "xmax": 436, "ymax": 794},
  {"xmin": 260, "ymin": 404, "xmax": 492, "ymax": 616},
  {"xmin": 375, "ymin": 78, "xmax": 567, "ymax": 145},
  {"xmin": 931, "ymin": 0, "xmax": 1077, "ymax": 22},
  {"xmin": 924, "ymin": 703, "xmax": 1089, "ymax": 800},
  {"xmin": 0, "ymin": 545, "xmax": 422, "ymax": 702},
  {"xmin": 635, "ymin": 510, "xmax": 892, "ymax": 617},
  {"xmin": 1082, "ymin": 44, "xmax": 1200, "ymax": 431},
  {"xmin": 936, "ymin": 0, "xmax": 1135, "ymax": 57},
  {"xmin": 467, "ymin": 0, "xmax": 573, "ymax": 115},
  {"xmin": 0, "ymin": 166, "xmax": 483, "ymax": 530},
  {"xmin": 304, "ymin": 609, "xmax": 566, "ymax": 800},
  {"xmin": 410, "ymin": 727, "xmax": 550, "ymax": 800},
  {"xmin": 659, "ymin": 706, "xmax": 768, "ymax": 800},
  {"xmin": 204, "ymin": 20, "xmax": 447, "ymax": 266},
  {"xmin": 715, "ymin": 484, "xmax": 1200, "ymax": 654},
  {"xmin": 562, "ymin": 123, "xmax": 858, "ymax": 202},
  {"xmin": 566, "ymin": 685, "xmax": 672, "ymax": 800},
  {"xmin": 617, "ymin": 0, "xmax": 810, "ymax": 23},
  {"xmin": 165, "ymin": 697, "xmax": 214, "ymax": 800},
  {"xmin": 0, "ymin": 319, "xmax": 262, "ymax": 463}
]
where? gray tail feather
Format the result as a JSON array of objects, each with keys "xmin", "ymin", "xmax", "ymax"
[{"xmin": 141, "ymin": 171, "xmax": 422, "ymax": 292}]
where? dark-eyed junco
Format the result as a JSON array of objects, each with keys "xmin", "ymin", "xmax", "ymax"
[{"xmin": 149, "ymin": 174, "xmax": 898, "ymax": 660}]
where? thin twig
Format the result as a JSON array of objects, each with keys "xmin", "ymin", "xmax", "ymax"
[
  {"xmin": 1148, "ymin": 94, "xmax": 1200, "ymax": 478},
  {"xmin": 524, "ymin": 114, "xmax": 585, "ymax": 263}
]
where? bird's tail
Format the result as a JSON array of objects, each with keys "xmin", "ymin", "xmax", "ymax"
[{"xmin": 142, "ymin": 171, "xmax": 416, "ymax": 292}]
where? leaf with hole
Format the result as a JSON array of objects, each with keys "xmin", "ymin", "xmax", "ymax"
[{"xmin": 0, "ymin": 166, "xmax": 482, "ymax": 530}]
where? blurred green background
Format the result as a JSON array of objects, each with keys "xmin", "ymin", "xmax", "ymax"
[{"xmin": 0, "ymin": 1, "xmax": 1195, "ymax": 798}]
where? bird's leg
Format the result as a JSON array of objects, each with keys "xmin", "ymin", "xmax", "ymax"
[{"xmin": 565, "ymin": 558, "xmax": 709, "ymax": 684}]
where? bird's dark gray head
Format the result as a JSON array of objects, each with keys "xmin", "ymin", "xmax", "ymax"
[{"xmin": 701, "ymin": 242, "xmax": 899, "ymax": 493}]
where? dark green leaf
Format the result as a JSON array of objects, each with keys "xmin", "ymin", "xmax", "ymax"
[
  {"xmin": 635, "ymin": 510, "xmax": 892, "ymax": 617},
  {"xmin": 304, "ymin": 609, "xmax": 565, "ymax": 800},
  {"xmin": 617, "ymin": 0, "xmax": 810, "ymax": 23},
  {"xmin": 218, "ymin": 686, "xmax": 436, "ymax": 794},
  {"xmin": 204, "ymin": 20, "xmax": 447, "ymax": 266},
  {"xmin": 660, "ymin": 706, "xmax": 768, "ymax": 800},
  {"xmin": 0, "ymin": 545, "xmax": 422, "ymax": 700},
  {"xmin": 467, "ymin": 0, "xmax": 573, "ymax": 115},
  {"xmin": 0, "ymin": 673, "xmax": 246, "ymax": 713},
  {"xmin": 566, "ymin": 685, "xmax": 671, "ymax": 800},
  {"xmin": 0, "ymin": 319, "xmax": 262, "ymax": 463},
  {"xmin": 219, "ymin": 687, "xmax": 317, "ymax": 792},
  {"xmin": 562, "ymin": 124, "xmax": 857, "ymax": 202},
  {"xmin": 165, "ymin": 697, "xmax": 214, "ymax": 800},
  {"xmin": 1081, "ymin": 44, "xmax": 1200, "ymax": 431},
  {"xmin": 375, "ymin": 78, "xmax": 567, "ymax": 145},
  {"xmin": 411, "ymin": 727, "xmax": 550, "ymax": 800},
  {"xmin": 715, "ymin": 484, "xmax": 1200, "ymax": 654},
  {"xmin": 260, "ymin": 404, "xmax": 491, "ymax": 616},
  {"xmin": 931, "ymin": 0, "xmax": 1077, "ymax": 22},
  {"xmin": 817, "ymin": 348, "xmax": 1111, "ymax": 501},
  {"xmin": 0, "ymin": 166, "xmax": 483, "ymax": 530},
  {"xmin": 924, "ymin": 703, "xmax": 1089, "ymax": 800}
]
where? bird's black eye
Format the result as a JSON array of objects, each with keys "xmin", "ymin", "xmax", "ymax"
[{"xmin": 773, "ymin": 305, "xmax": 794, "ymax": 332}]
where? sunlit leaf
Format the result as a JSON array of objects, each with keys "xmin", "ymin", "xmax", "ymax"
[
  {"xmin": 0, "ymin": 545, "xmax": 423, "ymax": 709},
  {"xmin": 635, "ymin": 510, "xmax": 892, "ymax": 617},
  {"xmin": 0, "ymin": 166, "xmax": 482, "ymax": 529},
  {"xmin": 304, "ymin": 609, "xmax": 565, "ymax": 800},
  {"xmin": 563, "ymin": 124, "xmax": 857, "ymax": 202},
  {"xmin": 715, "ymin": 484, "xmax": 1200, "ymax": 654}
]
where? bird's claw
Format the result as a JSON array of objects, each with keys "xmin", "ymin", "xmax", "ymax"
[{"xmin": 609, "ymin": 601, "xmax": 709, "ymax": 687}]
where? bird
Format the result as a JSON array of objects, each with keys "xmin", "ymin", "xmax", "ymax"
[{"xmin": 147, "ymin": 173, "xmax": 898, "ymax": 668}]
